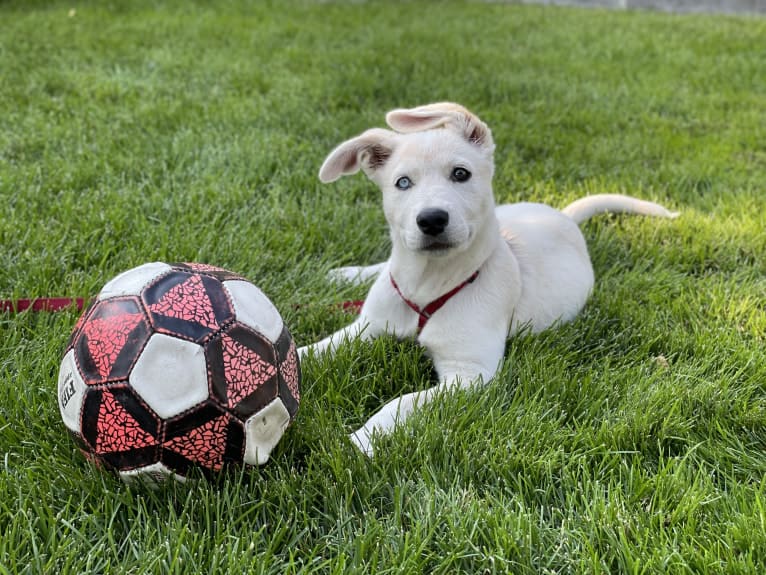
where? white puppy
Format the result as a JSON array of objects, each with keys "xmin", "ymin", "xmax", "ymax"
[{"xmin": 299, "ymin": 103, "xmax": 677, "ymax": 456}]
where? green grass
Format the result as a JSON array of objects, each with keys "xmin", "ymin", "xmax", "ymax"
[{"xmin": 1, "ymin": 0, "xmax": 765, "ymax": 572}]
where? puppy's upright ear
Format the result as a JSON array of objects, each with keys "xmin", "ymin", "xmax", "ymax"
[
  {"xmin": 319, "ymin": 128, "xmax": 396, "ymax": 183},
  {"xmin": 385, "ymin": 102, "xmax": 494, "ymax": 153}
]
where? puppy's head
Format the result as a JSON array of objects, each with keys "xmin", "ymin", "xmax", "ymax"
[{"xmin": 319, "ymin": 103, "xmax": 496, "ymax": 257}]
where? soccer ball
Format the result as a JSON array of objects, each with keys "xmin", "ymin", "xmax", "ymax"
[{"xmin": 57, "ymin": 262, "xmax": 300, "ymax": 482}]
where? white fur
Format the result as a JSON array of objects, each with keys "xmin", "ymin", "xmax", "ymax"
[{"xmin": 300, "ymin": 103, "xmax": 678, "ymax": 456}]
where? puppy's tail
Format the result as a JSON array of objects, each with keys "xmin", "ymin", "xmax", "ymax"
[{"xmin": 562, "ymin": 194, "xmax": 679, "ymax": 225}]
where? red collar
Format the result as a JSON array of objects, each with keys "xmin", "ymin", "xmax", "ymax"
[{"xmin": 390, "ymin": 270, "xmax": 480, "ymax": 333}]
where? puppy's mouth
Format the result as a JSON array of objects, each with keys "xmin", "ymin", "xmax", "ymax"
[{"xmin": 419, "ymin": 238, "xmax": 454, "ymax": 252}]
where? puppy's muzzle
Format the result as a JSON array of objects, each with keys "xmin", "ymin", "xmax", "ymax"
[{"xmin": 416, "ymin": 208, "xmax": 449, "ymax": 236}]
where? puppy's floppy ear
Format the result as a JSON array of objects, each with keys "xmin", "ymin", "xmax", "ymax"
[
  {"xmin": 319, "ymin": 128, "xmax": 396, "ymax": 183},
  {"xmin": 385, "ymin": 102, "xmax": 494, "ymax": 153}
]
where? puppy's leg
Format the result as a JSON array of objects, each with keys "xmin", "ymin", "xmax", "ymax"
[
  {"xmin": 349, "ymin": 386, "xmax": 440, "ymax": 456},
  {"xmin": 298, "ymin": 318, "xmax": 378, "ymax": 359},
  {"xmin": 299, "ymin": 272, "xmax": 400, "ymax": 359},
  {"xmin": 350, "ymin": 334, "xmax": 506, "ymax": 456},
  {"xmin": 328, "ymin": 262, "xmax": 387, "ymax": 285}
]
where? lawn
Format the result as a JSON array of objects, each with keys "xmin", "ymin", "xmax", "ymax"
[{"xmin": 1, "ymin": 0, "xmax": 765, "ymax": 572}]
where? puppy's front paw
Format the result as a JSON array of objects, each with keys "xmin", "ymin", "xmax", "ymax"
[{"xmin": 348, "ymin": 426, "xmax": 374, "ymax": 458}]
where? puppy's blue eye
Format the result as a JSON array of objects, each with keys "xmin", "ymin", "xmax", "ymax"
[
  {"xmin": 451, "ymin": 167, "xmax": 471, "ymax": 183},
  {"xmin": 395, "ymin": 176, "xmax": 412, "ymax": 190}
]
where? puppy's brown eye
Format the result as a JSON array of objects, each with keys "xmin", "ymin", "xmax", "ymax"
[
  {"xmin": 395, "ymin": 176, "xmax": 413, "ymax": 190},
  {"xmin": 451, "ymin": 167, "xmax": 471, "ymax": 183}
]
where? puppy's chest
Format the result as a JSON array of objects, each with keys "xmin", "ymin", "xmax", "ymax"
[{"xmin": 389, "ymin": 271, "xmax": 480, "ymax": 335}]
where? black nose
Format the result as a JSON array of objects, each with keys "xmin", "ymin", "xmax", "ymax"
[{"xmin": 416, "ymin": 208, "xmax": 450, "ymax": 236}]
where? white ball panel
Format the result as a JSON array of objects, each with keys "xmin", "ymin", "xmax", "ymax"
[
  {"xmin": 129, "ymin": 333, "xmax": 209, "ymax": 419},
  {"xmin": 223, "ymin": 280, "xmax": 283, "ymax": 342},
  {"xmin": 243, "ymin": 398, "xmax": 290, "ymax": 466},
  {"xmin": 119, "ymin": 462, "xmax": 186, "ymax": 485},
  {"xmin": 98, "ymin": 262, "xmax": 172, "ymax": 300},
  {"xmin": 58, "ymin": 349, "xmax": 87, "ymax": 434}
]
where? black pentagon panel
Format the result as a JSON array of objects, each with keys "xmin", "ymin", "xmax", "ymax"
[
  {"xmin": 275, "ymin": 325, "xmax": 300, "ymax": 418},
  {"xmin": 170, "ymin": 262, "xmax": 247, "ymax": 283},
  {"xmin": 74, "ymin": 297, "xmax": 151, "ymax": 386},
  {"xmin": 142, "ymin": 271, "xmax": 234, "ymax": 344},
  {"xmin": 80, "ymin": 386, "xmax": 161, "ymax": 471},
  {"xmin": 206, "ymin": 322, "xmax": 279, "ymax": 418},
  {"xmin": 161, "ymin": 400, "xmax": 245, "ymax": 476}
]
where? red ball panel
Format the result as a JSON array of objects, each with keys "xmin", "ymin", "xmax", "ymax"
[
  {"xmin": 74, "ymin": 297, "xmax": 151, "ymax": 385},
  {"xmin": 162, "ymin": 402, "xmax": 245, "ymax": 475},
  {"xmin": 142, "ymin": 271, "xmax": 234, "ymax": 343},
  {"xmin": 80, "ymin": 386, "xmax": 161, "ymax": 471},
  {"xmin": 221, "ymin": 332, "xmax": 277, "ymax": 408},
  {"xmin": 206, "ymin": 323, "xmax": 279, "ymax": 418},
  {"xmin": 275, "ymin": 325, "xmax": 301, "ymax": 418},
  {"xmin": 95, "ymin": 391, "xmax": 157, "ymax": 452},
  {"xmin": 149, "ymin": 274, "xmax": 218, "ymax": 329}
]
